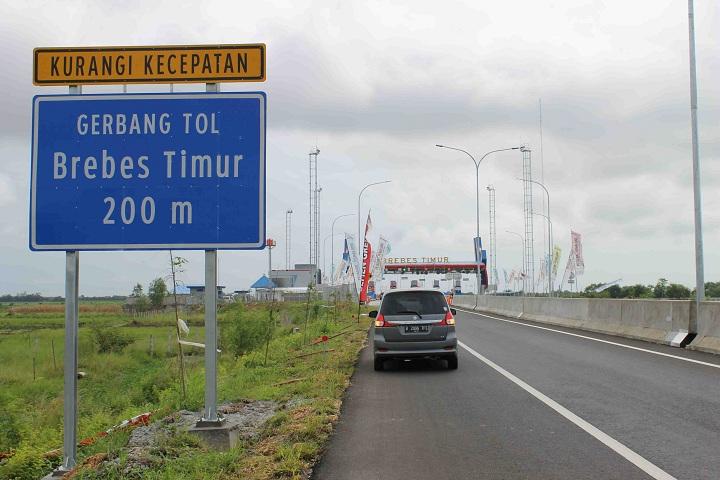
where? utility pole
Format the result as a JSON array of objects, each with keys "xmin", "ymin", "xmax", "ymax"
[
  {"xmin": 267, "ymin": 238, "xmax": 276, "ymax": 276},
  {"xmin": 487, "ymin": 185, "xmax": 497, "ymax": 293},
  {"xmin": 285, "ymin": 209, "xmax": 293, "ymax": 269},
  {"xmin": 687, "ymin": 0, "xmax": 705, "ymax": 329},
  {"xmin": 308, "ymin": 148, "xmax": 320, "ymax": 271},
  {"xmin": 539, "ymin": 99, "xmax": 547, "ymax": 286},
  {"xmin": 316, "ymin": 186, "xmax": 322, "ymax": 282},
  {"xmin": 520, "ymin": 146, "xmax": 535, "ymax": 294}
]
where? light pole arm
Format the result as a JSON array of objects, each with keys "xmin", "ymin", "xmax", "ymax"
[
  {"xmin": 435, "ymin": 144, "xmax": 477, "ymax": 167},
  {"xmin": 437, "ymin": 144, "xmax": 521, "ymax": 299},
  {"xmin": 332, "ymin": 213, "xmax": 354, "ymax": 232},
  {"xmin": 357, "ymin": 181, "xmax": 392, "ymax": 253},
  {"xmin": 521, "ymin": 178, "xmax": 550, "ymax": 209},
  {"xmin": 479, "ymin": 146, "xmax": 522, "ymax": 163}
]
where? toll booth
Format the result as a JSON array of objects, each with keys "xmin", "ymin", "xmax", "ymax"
[{"xmin": 381, "ymin": 260, "xmax": 486, "ymax": 294}]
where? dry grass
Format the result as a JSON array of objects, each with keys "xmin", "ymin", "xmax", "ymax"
[{"xmin": 7, "ymin": 304, "xmax": 123, "ymax": 315}]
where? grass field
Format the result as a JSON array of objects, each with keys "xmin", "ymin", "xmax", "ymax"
[{"xmin": 0, "ymin": 298, "xmax": 368, "ymax": 479}]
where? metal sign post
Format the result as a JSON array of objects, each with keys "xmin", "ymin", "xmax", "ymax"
[
  {"xmin": 203, "ymin": 249, "xmax": 220, "ymax": 424},
  {"xmin": 61, "ymin": 84, "xmax": 81, "ymax": 475},
  {"xmin": 202, "ymin": 82, "xmax": 221, "ymax": 426},
  {"xmin": 62, "ymin": 251, "xmax": 79, "ymax": 471}
]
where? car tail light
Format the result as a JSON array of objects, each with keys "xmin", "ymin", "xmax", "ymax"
[
  {"xmin": 375, "ymin": 313, "xmax": 396, "ymax": 328},
  {"xmin": 438, "ymin": 311, "xmax": 455, "ymax": 326}
]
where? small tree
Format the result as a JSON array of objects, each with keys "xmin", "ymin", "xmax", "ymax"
[
  {"xmin": 666, "ymin": 283, "xmax": 691, "ymax": 299},
  {"xmin": 606, "ymin": 285, "xmax": 622, "ymax": 298},
  {"xmin": 131, "ymin": 283, "xmax": 149, "ymax": 311},
  {"xmin": 705, "ymin": 282, "xmax": 720, "ymax": 299},
  {"xmin": 92, "ymin": 326, "xmax": 134, "ymax": 353},
  {"xmin": 621, "ymin": 284, "xmax": 652, "ymax": 299},
  {"xmin": 653, "ymin": 278, "xmax": 668, "ymax": 298},
  {"xmin": 148, "ymin": 277, "xmax": 168, "ymax": 310}
]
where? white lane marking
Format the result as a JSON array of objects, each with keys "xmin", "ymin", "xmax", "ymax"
[
  {"xmin": 458, "ymin": 341, "xmax": 677, "ymax": 480},
  {"xmin": 456, "ymin": 308, "xmax": 720, "ymax": 370}
]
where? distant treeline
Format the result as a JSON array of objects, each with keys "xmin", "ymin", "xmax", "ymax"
[
  {"xmin": 0, "ymin": 292, "xmax": 126, "ymax": 302},
  {"xmin": 568, "ymin": 280, "xmax": 720, "ymax": 300}
]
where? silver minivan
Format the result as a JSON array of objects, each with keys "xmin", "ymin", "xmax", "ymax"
[{"xmin": 369, "ymin": 289, "xmax": 458, "ymax": 371}]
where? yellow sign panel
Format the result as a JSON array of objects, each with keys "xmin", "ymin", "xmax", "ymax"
[{"xmin": 33, "ymin": 44, "xmax": 265, "ymax": 85}]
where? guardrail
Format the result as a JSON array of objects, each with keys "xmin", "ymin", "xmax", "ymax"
[{"xmin": 453, "ymin": 295, "xmax": 720, "ymax": 354}]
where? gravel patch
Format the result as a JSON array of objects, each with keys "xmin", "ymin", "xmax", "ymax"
[{"xmin": 111, "ymin": 400, "xmax": 279, "ymax": 476}]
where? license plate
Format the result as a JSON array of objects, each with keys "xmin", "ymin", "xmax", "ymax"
[{"xmin": 404, "ymin": 325, "xmax": 429, "ymax": 333}]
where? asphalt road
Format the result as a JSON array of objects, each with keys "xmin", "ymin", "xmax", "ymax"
[{"xmin": 312, "ymin": 309, "xmax": 720, "ymax": 480}]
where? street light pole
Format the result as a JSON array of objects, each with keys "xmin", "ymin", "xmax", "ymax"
[
  {"xmin": 506, "ymin": 230, "xmax": 525, "ymax": 294},
  {"xmin": 285, "ymin": 209, "xmax": 293, "ymax": 269},
  {"xmin": 436, "ymin": 145, "xmax": 521, "ymax": 304},
  {"xmin": 323, "ymin": 233, "xmax": 343, "ymax": 284},
  {"xmin": 356, "ymin": 181, "xmax": 391, "ymax": 309},
  {"xmin": 687, "ymin": 0, "xmax": 705, "ymax": 325},
  {"xmin": 532, "ymin": 211, "xmax": 553, "ymax": 295},
  {"xmin": 358, "ymin": 181, "xmax": 392, "ymax": 254},
  {"xmin": 518, "ymin": 178, "xmax": 552, "ymax": 295},
  {"xmin": 331, "ymin": 213, "xmax": 354, "ymax": 286}
]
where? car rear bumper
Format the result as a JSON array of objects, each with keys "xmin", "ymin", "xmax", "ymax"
[{"xmin": 373, "ymin": 333, "xmax": 457, "ymax": 358}]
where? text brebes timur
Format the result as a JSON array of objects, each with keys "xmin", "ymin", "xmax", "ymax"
[{"xmin": 51, "ymin": 111, "xmax": 243, "ymax": 226}]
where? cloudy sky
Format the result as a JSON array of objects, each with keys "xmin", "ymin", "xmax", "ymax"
[{"xmin": 0, "ymin": 0, "xmax": 718, "ymax": 296}]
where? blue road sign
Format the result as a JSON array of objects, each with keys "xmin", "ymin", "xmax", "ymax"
[{"xmin": 30, "ymin": 92, "xmax": 266, "ymax": 250}]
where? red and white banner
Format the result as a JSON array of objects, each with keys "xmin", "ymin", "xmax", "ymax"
[
  {"xmin": 571, "ymin": 230, "xmax": 584, "ymax": 275},
  {"xmin": 345, "ymin": 234, "xmax": 362, "ymax": 294},
  {"xmin": 359, "ymin": 213, "xmax": 373, "ymax": 303}
]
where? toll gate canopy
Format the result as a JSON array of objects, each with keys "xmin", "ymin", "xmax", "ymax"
[{"xmin": 384, "ymin": 261, "xmax": 485, "ymax": 275}]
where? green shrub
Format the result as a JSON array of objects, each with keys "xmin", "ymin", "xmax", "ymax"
[
  {"xmin": 0, "ymin": 447, "xmax": 55, "ymax": 480},
  {"xmin": 0, "ymin": 414, "xmax": 21, "ymax": 452},
  {"xmin": 91, "ymin": 327, "xmax": 134, "ymax": 353},
  {"xmin": 225, "ymin": 310, "xmax": 269, "ymax": 357}
]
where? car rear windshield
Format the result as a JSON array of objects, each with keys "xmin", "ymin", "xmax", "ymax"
[{"xmin": 380, "ymin": 291, "xmax": 448, "ymax": 316}]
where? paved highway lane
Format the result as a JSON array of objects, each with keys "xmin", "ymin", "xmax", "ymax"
[{"xmin": 313, "ymin": 309, "xmax": 720, "ymax": 480}]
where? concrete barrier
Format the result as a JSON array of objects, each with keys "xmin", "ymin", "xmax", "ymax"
[
  {"xmin": 688, "ymin": 302, "xmax": 720, "ymax": 354},
  {"xmin": 451, "ymin": 294, "xmax": 476, "ymax": 309},
  {"xmin": 457, "ymin": 296, "xmax": 693, "ymax": 348},
  {"xmin": 485, "ymin": 295, "xmax": 524, "ymax": 318},
  {"xmin": 522, "ymin": 296, "xmax": 589, "ymax": 329}
]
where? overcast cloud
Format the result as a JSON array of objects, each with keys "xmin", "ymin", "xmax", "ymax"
[{"xmin": 0, "ymin": 0, "xmax": 717, "ymax": 295}]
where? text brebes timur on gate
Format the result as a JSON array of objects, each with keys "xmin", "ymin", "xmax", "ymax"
[{"xmin": 30, "ymin": 43, "xmax": 266, "ymax": 475}]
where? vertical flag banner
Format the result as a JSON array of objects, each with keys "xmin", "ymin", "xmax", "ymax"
[
  {"xmin": 571, "ymin": 231, "xmax": 585, "ymax": 275},
  {"xmin": 562, "ymin": 251, "xmax": 576, "ymax": 289},
  {"xmin": 381, "ymin": 238, "xmax": 391, "ymax": 279},
  {"xmin": 372, "ymin": 236, "xmax": 389, "ymax": 281},
  {"xmin": 552, "ymin": 246, "xmax": 562, "ymax": 278},
  {"xmin": 333, "ymin": 238, "xmax": 351, "ymax": 284},
  {"xmin": 342, "ymin": 239, "xmax": 352, "ymax": 276},
  {"xmin": 360, "ymin": 213, "xmax": 373, "ymax": 303},
  {"xmin": 346, "ymin": 234, "xmax": 362, "ymax": 294},
  {"xmin": 537, "ymin": 256, "xmax": 547, "ymax": 289},
  {"xmin": 473, "ymin": 237, "xmax": 483, "ymax": 263}
]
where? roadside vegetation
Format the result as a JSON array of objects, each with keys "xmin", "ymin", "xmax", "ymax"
[
  {"xmin": 555, "ymin": 279, "xmax": 720, "ymax": 299},
  {"xmin": 0, "ymin": 296, "xmax": 368, "ymax": 479}
]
